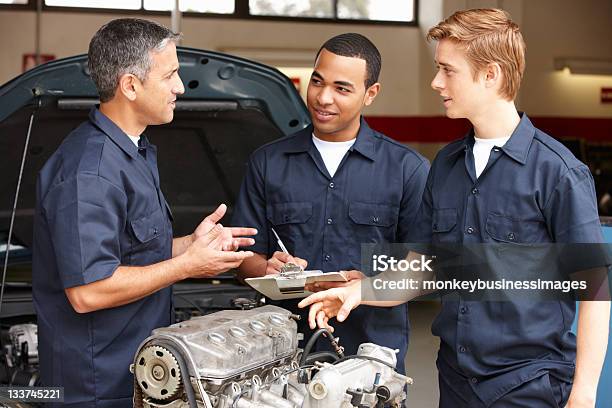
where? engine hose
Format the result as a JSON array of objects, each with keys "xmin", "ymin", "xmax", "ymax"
[
  {"xmin": 301, "ymin": 351, "xmax": 340, "ymax": 365},
  {"xmin": 332, "ymin": 355, "xmax": 397, "ymax": 371},
  {"xmin": 155, "ymin": 343, "xmax": 198, "ymax": 408},
  {"xmin": 300, "ymin": 328, "xmax": 344, "ymax": 366}
]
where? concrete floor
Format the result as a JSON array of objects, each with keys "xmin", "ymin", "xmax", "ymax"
[{"xmin": 404, "ymin": 301, "xmax": 441, "ymax": 408}]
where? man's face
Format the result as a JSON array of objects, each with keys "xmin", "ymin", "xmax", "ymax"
[
  {"xmin": 306, "ymin": 49, "xmax": 377, "ymax": 140},
  {"xmin": 136, "ymin": 42, "xmax": 184, "ymax": 125},
  {"xmin": 431, "ymin": 38, "xmax": 487, "ymax": 120}
]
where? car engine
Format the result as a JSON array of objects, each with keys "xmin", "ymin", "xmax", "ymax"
[
  {"xmin": 1, "ymin": 323, "xmax": 39, "ymax": 387},
  {"xmin": 131, "ymin": 305, "xmax": 412, "ymax": 408}
]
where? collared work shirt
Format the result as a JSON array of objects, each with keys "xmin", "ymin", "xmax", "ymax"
[
  {"xmin": 232, "ymin": 118, "xmax": 429, "ymax": 371},
  {"xmin": 32, "ymin": 108, "xmax": 174, "ymax": 407},
  {"xmin": 410, "ymin": 114, "xmax": 604, "ymax": 406}
]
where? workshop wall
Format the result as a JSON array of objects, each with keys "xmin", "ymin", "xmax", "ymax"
[
  {"xmin": 0, "ymin": 0, "xmax": 610, "ymax": 148},
  {"xmin": 0, "ymin": 10, "xmax": 421, "ymax": 116},
  {"xmin": 520, "ymin": 0, "xmax": 612, "ymax": 118}
]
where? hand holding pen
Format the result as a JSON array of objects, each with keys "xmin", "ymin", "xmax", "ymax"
[{"xmin": 264, "ymin": 228, "xmax": 308, "ymax": 275}]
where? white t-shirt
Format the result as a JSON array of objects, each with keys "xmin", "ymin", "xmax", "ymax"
[
  {"xmin": 126, "ymin": 134, "xmax": 140, "ymax": 147},
  {"xmin": 473, "ymin": 136, "xmax": 511, "ymax": 178},
  {"xmin": 311, "ymin": 134, "xmax": 356, "ymax": 177}
]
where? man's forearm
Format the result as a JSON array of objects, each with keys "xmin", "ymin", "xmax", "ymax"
[
  {"xmin": 65, "ymin": 255, "xmax": 191, "ymax": 313},
  {"xmin": 172, "ymin": 235, "xmax": 193, "ymax": 258},
  {"xmin": 237, "ymin": 253, "xmax": 267, "ymax": 278},
  {"xmin": 360, "ymin": 273, "xmax": 431, "ymax": 306},
  {"xmin": 571, "ymin": 300, "xmax": 611, "ymax": 404},
  {"xmin": 360, "ymin": 250, "xmax": 436, "ymax": 305},
  {"xmin": 361, "ymin": 299, "xmax": 407, "ymax": 307}
]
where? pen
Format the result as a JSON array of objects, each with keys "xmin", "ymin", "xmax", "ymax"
[{"xmin": 271, "ymin": 227, "xmax": 290, "ymax": 254}]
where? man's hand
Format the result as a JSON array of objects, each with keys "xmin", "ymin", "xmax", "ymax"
[
  {"xmin": 65, "ymin": 224, "xmax": 255, "ymax": 314},
  {"xmin": 306, "ymin": 270, "xmax": 365, "ymax": 292},
  {"xmin": 265, "ymin": 251, "xmax": 308, "ymax": 275},
  {"xmin": 183, "ymin": 224, "xmax": 254, "ymax": 278},
  {"xmin": 192, "ymin": 203, "xmax": 257, "ymax": 251},
  {"xmin": 298, "ymin": 280, "xmax": 362, "ymax": 331}
]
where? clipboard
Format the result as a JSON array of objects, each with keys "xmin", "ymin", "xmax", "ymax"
[{"xmin": 245, "ymin": 270, "xmax": 348, "ymax": 300}]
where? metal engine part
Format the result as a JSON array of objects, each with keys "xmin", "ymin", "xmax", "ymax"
[
  {"xmin": 0, "ymin": 324, "xmax": 39, "ymax": 388},
  {"xmin": 134, "ymin": 345, "xmax": 182, "ymax": 400},
  {"xmin": 8, "ymin": 324, "xmax": 38, "ymax": 366},
  {"xmin": 304, "ymin": 343, "xmax": 412, "ymax": 407},
  {"xmin": 132, "ymin": 305, "xmax": 411, "ymax": 408}
]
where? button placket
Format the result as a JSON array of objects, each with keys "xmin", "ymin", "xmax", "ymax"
[{"xmin": 323, "ymin": 180, "xmax": 336, "ymax": 260}]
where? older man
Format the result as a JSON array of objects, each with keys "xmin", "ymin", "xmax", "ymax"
[{"xmin": 33, "ymin": 19, "xmax": 255, "ymax": 407}]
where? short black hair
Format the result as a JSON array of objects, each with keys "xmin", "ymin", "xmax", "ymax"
[{"xmin": 315, "ymin": 33, "xmax": 381, "ymax": 88}]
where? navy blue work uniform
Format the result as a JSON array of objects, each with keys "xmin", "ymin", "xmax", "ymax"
[
  {"xmin": 32, "ymin": 108, "xmax": 174, "ymax": 407},
  {"xmin": 232, "ymin": 118, "xmax": 429, "ymax": 373},
  {"xmin": 410, "ymin": 114, "xmax": 604, "ymax": 407}
]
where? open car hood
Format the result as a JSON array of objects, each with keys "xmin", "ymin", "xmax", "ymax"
[{"xmin": 0, "ymin": 47, "xmax": 310, "ymax": 250}]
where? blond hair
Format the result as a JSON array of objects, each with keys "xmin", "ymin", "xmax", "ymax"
[{"xmin": 427, "ymin": 8, "xmax": 525, "ymax": 101}]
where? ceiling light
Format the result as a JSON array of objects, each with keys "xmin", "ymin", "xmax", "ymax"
[{"xmin": 554, "ymin": 58, "xmax": 612, "ymax": 76}]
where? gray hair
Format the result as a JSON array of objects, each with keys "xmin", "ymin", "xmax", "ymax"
[{"xmin": 88, "ymin": 18, "xmax": 182, "ymax": 102}]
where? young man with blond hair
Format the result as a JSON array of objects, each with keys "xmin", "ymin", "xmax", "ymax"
[{"xmin": 299, "ymin": 9, "xmax": 609, "ymax": 407}]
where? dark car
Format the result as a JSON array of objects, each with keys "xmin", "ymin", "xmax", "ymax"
[{"xmin": 0, "ymin": 46, "xmax": 310, "ymax": 388}]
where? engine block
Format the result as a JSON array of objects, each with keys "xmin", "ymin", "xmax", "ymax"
[{"xmin": 131, "ymin": 305, "xmax": 411, "ymax": 408}]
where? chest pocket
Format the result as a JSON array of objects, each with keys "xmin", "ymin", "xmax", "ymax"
[
  {"xmin": 266, "ymin": 202, "xmax": 313, "ymax": 256},
  {"xmin": 485, "ymin": 213, "xmax": 547, "ymax": 244},
  {"xmin": 347, "ymin": 202, "xmax": 398, "ymax": 269},
  {"xmin": 129, "ymin": 207, "xmax": 168, "ymax": 265},
  {"xmin": 432, "ymin": 208, "xmax": 458, "ymax": 243},
  {"xmin": 267, "ymin": 201, "xmax": 312, "ymax": 225},
  {"xmin": 348, "ymin": 202, "xmax": 398, "ymax": 242},
  {"xmin": 349, "ymin": 202, "xmax": 397, "ymax": 227}
]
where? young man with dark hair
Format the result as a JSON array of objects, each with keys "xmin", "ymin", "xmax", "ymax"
[
  {"xmin": 33, "ymin": 18, "xmax": 255, "ymax": 407},
  {"xmin": 315, "ymin": 32, "xmax": 382, "ymax": 89},
  {"xmin": 299, "ymin": 10, "xmax": 610, "ymax": 407},
  {"xmin": 232, "ymin": 33, "xmax": 429, "ymax": 372}
]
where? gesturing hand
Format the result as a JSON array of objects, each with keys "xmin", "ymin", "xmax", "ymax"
[
  {"xmin": 298, "ymin": 280, "xmax": 362, "ymax": 332},
  {"xmin": 192, "ymin": 203, "xmax": 257, "ymax": 251},
  {"xmin": 185, "ymin": 224, "xmax": 254, "ymax": 278}
]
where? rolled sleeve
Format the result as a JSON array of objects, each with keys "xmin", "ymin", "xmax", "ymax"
[
  {"xmin": 232, "ymin": 153, "xmax": 270, "ymax": 255},
  {"xmin": 43, "ymin": 173, "xmax": 127, "ymax": 288},
  {"xmin": 543, "ymin": 165, "xmax": 603, "ymax": 243},
  {"xmin": 543, "ymin": 165, "xmax": 610, "ymax": 284}
]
